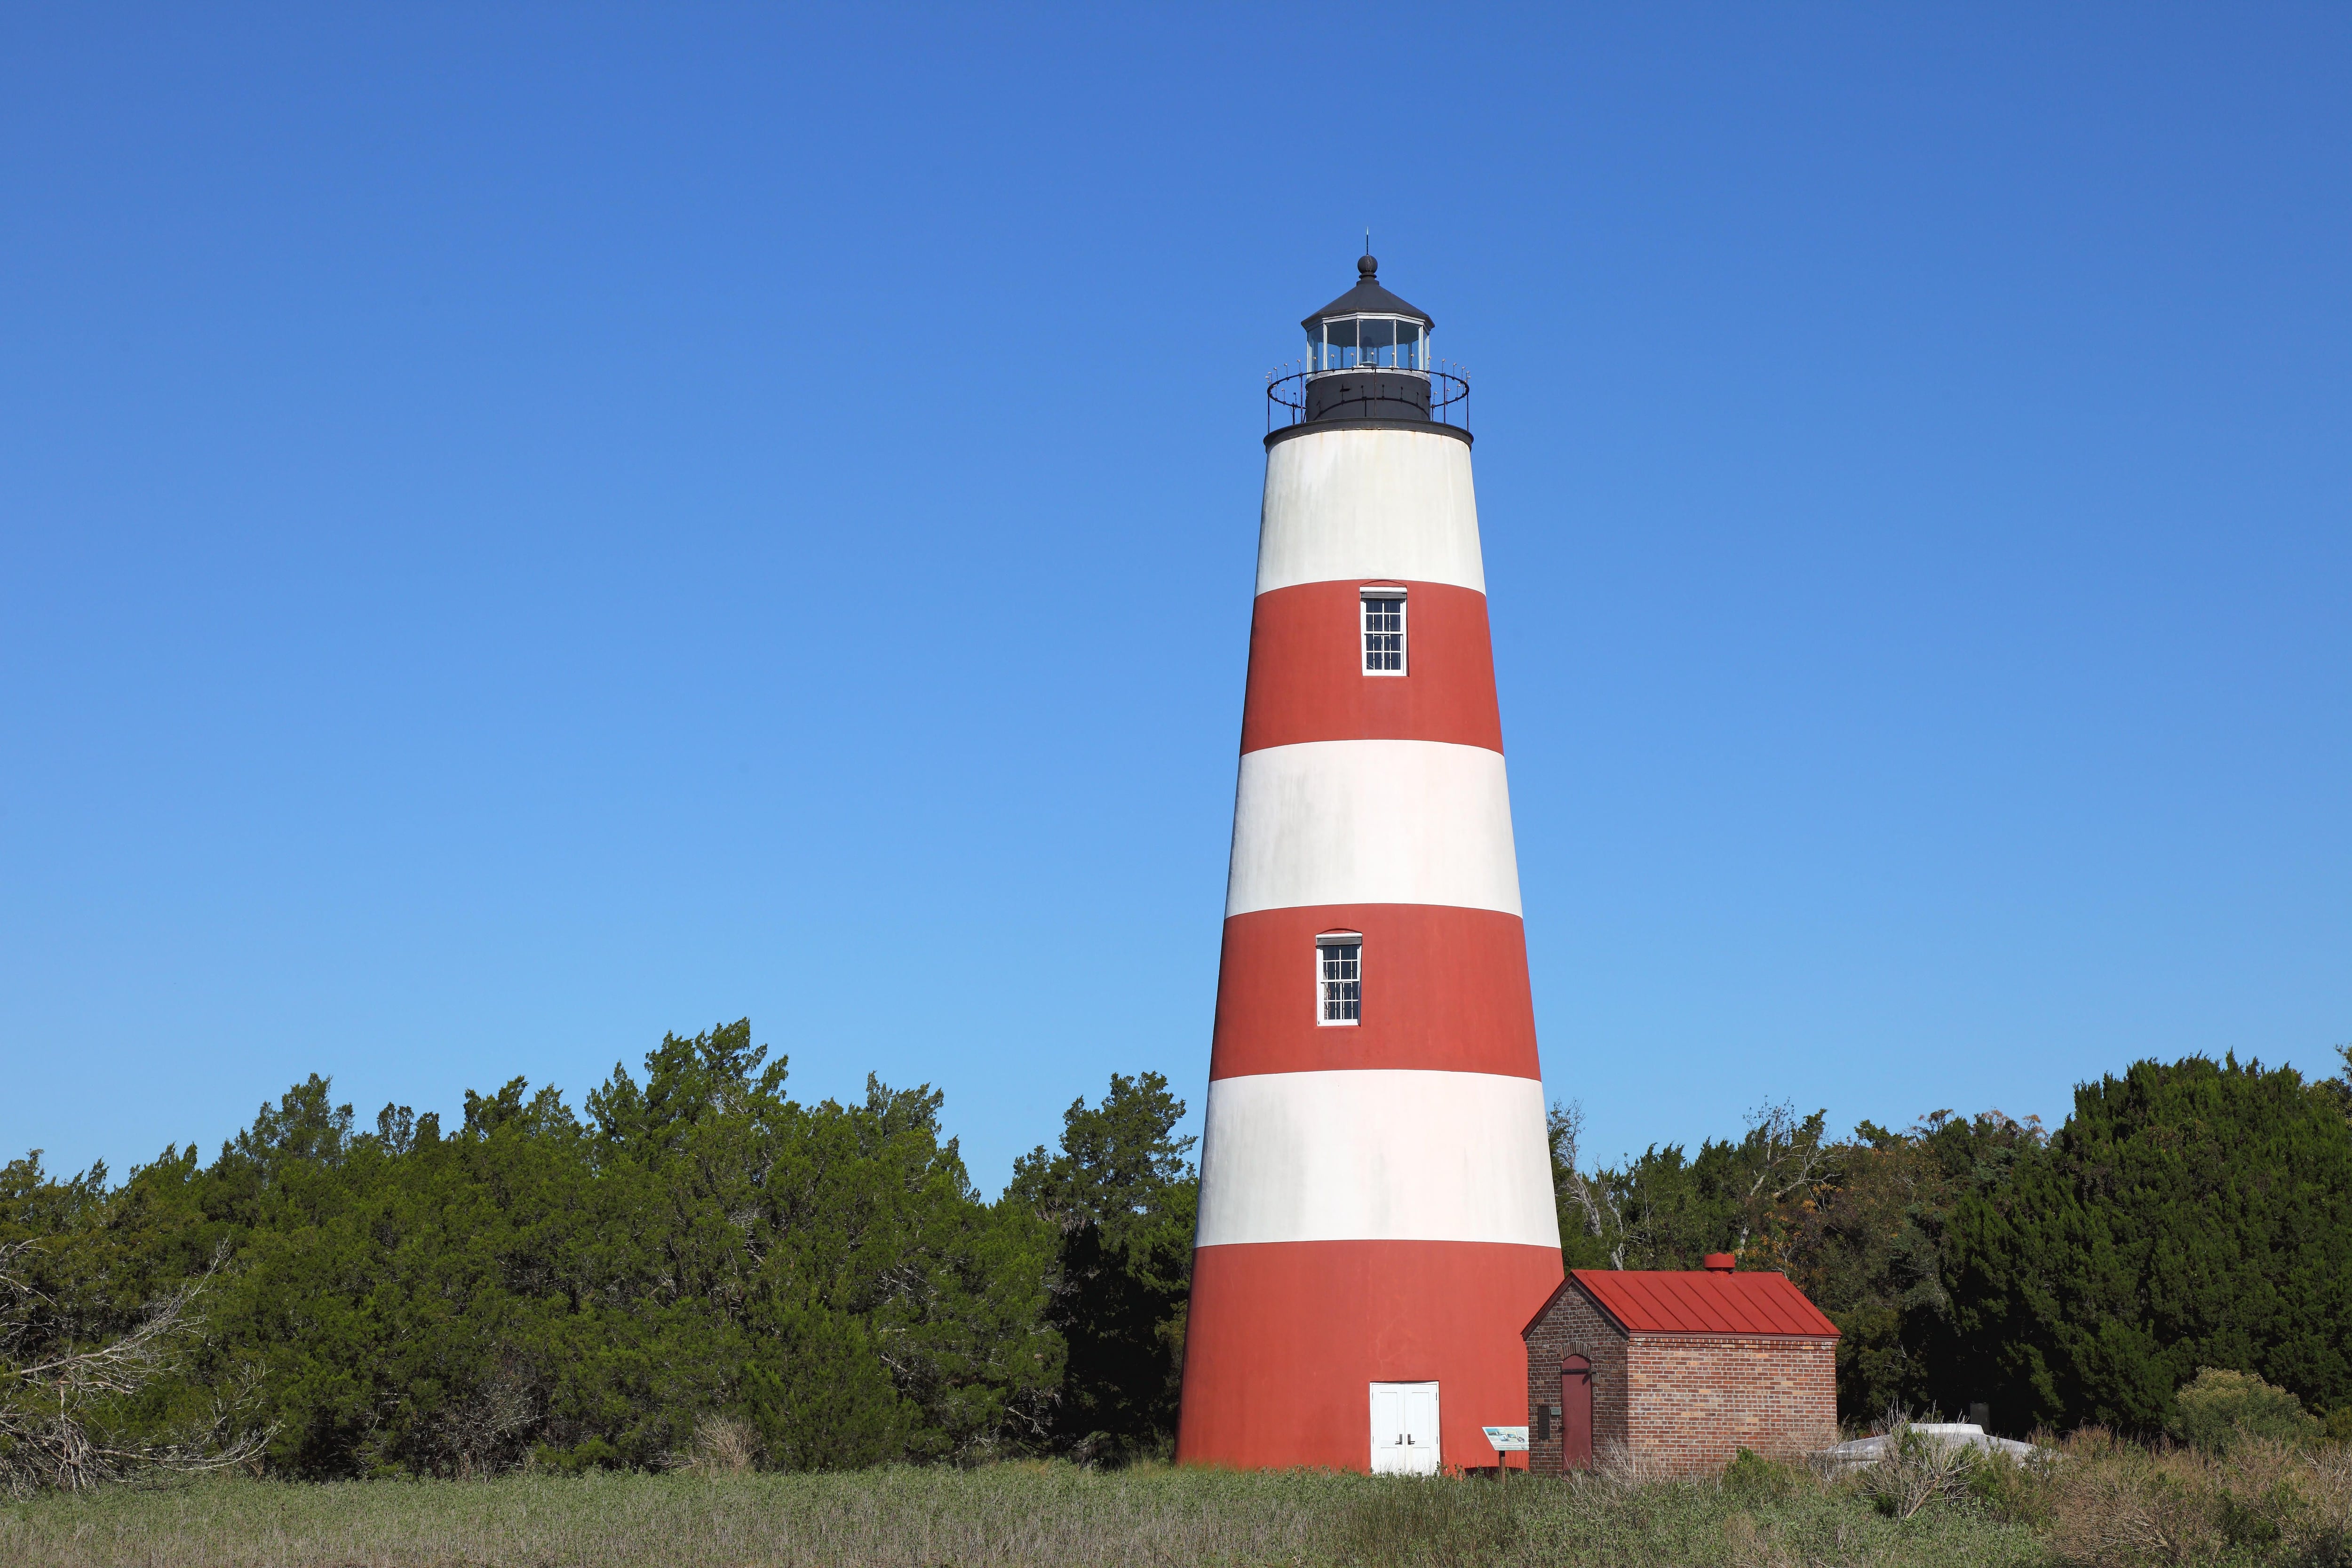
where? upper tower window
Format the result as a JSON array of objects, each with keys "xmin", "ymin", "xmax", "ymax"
[
  {"xmin": 1362, "ymin": 588, "xmax": 1406, "ymax": 675},
  {"xmin": 1317, "ymin": 932, "xmax": 1362, "ymax": 1025}
]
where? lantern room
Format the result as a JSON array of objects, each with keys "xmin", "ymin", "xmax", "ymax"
[
  {"xmin": 1274, "ymin": 252, "xmax": 1462, "ymax": 430},
  {"xmin": 1307, "ymin": 283, "xmax": 1430, "ymax": 372}
]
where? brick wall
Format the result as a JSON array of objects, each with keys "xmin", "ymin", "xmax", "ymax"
[
  {"xmin": 1521, "ymin": 1285, "xmax": 1627, "ymax": 1478},
  {"xmin": 1623, "ymin": 1334, "xmax": 1836, "ymax": 1475},
  {"xmin": 1522, "ymin": 1281, "xmax": 1837, "ymax": 1479}
]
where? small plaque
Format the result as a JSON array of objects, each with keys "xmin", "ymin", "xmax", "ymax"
[{"xmin": 1482, "ymin": 1425, "xmax": 1529, "ymax": 1452}]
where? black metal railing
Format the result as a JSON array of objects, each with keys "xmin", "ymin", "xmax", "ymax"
[{"xmin": 1266, "ymin": 364, "xmax": 1469, "ymax": 433}]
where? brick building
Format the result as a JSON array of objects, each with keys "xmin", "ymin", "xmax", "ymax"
[{"xmin": 1520, "ymin": 1256, "xmax": 1838, "ymax": 1477}]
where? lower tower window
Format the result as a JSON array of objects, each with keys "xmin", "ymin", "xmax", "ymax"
[{"xmin": 1317, "ymin": 932, "xmax": 1362, "ymax": 1025}]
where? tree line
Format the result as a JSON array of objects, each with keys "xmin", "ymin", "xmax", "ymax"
[
  {"xmin": 1549, "ymin": 1047, "xmax": 2352, "ymax": 1439},
  {"xmin": 3, "ymin": 1025, "xmax": 2347, "ymax": 1488}
]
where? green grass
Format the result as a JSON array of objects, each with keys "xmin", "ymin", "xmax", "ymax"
[{"xmin": 0, "ymin": 1461, "xmax": 2048, "ymax": 1568}]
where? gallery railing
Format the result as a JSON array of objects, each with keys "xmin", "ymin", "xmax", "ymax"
[{"xmin": 1266, "ymin": 365, "xmax": 1469, "ymax": 433}]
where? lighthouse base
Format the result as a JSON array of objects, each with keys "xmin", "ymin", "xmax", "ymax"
[{"xmin": 1175, "ymin": 1239, "xmax": 1563, "ymax": 1472}]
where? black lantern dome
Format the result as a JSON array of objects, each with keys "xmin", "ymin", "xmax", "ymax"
[{"xmin": 1302, "ymin": 252, "xmax": 1435, "ymax": 356}]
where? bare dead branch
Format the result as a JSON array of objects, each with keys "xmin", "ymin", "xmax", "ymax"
[{"xmin": 0, "ymin": 1239, "xmax": 273, "ymax": 1496}]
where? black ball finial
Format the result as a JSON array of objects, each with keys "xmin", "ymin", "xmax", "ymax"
[{"xmin": 1358, "ymin": 253, "xmax": 1378, "ymax": 280}]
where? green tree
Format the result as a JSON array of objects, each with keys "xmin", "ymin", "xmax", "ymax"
[
  {"xmin": 1549, "ymin": 1100, "xmax": 1834, "ymax": 1271},
  {"xmin": 1942, "ymin": 1055, "xmax": 2352, "ymax": 1435},
  {"xmin": 1006, "ymin": 1071, "xmax": 1196, "ymax": 1462},
  {"xmin": 76, "ymin": 1021, "xmax": 1058, "ymax": 1479},
  {"xmin": 1771, "ymin": 1109, "xmax": 2042, "ymax": 1424},
  {"xmin": 1554, "ymin": 1097, "xmax": 2051, "ymax": 1426},
  {"xmin": 2323, "ymin": 1043, "xmax": 2352, "ymax": 1125},
  {"xmin": 0, "ymin": 1151, "xmax": 268, "ymax": 1492}
]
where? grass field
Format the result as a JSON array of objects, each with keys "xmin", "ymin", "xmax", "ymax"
[
  {"xmin": 0, "ymin": 1458, "xmax": 2045, "ymax": 1568},
  {"xmin": 5, "ymin": 1433, "xmax": 2347, "ymax": 1568}
]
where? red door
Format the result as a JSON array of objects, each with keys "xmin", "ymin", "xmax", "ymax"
[{"xmin": 1559, "ymin": 1356, "xmax": 1593, "ymax": 1472}]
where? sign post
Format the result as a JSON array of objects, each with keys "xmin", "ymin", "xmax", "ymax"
[{"xmin": 1483, "ymin": 1424, "xmax": 1529, "ymax": 1479}]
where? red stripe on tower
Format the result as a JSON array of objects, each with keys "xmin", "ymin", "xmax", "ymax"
[
  {"xmin": 1239, "ymin": 581, "xmax": 1503, "ymax": 753},
  {"xmin": 1176, "ymin": 255, "xmax": 1562, "ymax": 1476}
]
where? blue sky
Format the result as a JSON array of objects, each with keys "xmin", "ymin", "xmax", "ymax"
[{"xmin": 6, "ymin": 5, "xmax": 2347, "ymax": 1192}]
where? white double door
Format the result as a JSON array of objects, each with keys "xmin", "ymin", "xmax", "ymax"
[{"xmin": 1369, "ymin": 1381, "xmax": 1440, "ymax": 1475}]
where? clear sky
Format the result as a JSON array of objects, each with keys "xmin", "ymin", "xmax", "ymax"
[{"xmin": 6, "ymin": 6, "xmax": 2347, "ymax": 1193}]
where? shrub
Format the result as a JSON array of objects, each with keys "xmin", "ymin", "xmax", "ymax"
[
  {"xmin": 2042, "ymin": 1429, "xmax": 2352, "ymax": 1568},
  {"xmin": 2043, "ymin": 1433, "xmax": 2222, "ymax": 1568},
  {"xmin": 1965, "ymin": 1448, "xmax": 2053, "ymax": 1529},
  {"xmin": 1721, "ymin": 1446, "xmax": 1797, "ymax": 1503},
  {"xmin": 676, "ymin": 1415, "xmax": 757, "ymax": 1476},
  {"xmin": 2173, "ymin": 1368, "xmax": 2320, "ymax": 1453},
  {"xmin": 1857, "ymin": 1421, "xmax": 1981, "ymax": 1520}
]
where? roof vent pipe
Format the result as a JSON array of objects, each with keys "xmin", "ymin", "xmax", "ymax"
[{"xmin": 1703, "ymin": 1253, "xmax": 1737, "ymax": 1273}]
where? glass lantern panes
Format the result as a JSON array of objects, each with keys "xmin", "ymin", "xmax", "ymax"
[{"xmin": 1311, "ymin": 317, "xmax": 1427, "ymax": 373}]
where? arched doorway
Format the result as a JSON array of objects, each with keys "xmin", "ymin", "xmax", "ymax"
[{"xmin": 1559, "ymin": 1355, "xmax": 1593, "ymax": 1472}]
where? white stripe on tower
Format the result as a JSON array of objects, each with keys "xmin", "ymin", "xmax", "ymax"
[
  {"xmin": 1226, "ymin": 740, "xmax": 1522, "ymax": 917},
  {"xmin": 1256, "ymin": 427, "xmax": 1487, "ymax": 594},
  {"xmin": 1194, "ymin": 1070, "xmax": 1557, "ymax": 1246}
]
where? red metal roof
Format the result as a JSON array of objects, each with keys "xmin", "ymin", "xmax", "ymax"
[{"xmin": 1550, "ymin": 1269, "xmax": 1840, "ymax": 1338}]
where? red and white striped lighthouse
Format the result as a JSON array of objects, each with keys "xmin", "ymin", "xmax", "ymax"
[{"xmin": 1175, "ymin": 255, "xmax": 1562, "ymax": 1474}]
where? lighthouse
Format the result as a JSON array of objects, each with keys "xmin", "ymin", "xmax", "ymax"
[{"xmin": 1175, "ymin": 255, "xmax": 1563, "ymax": 1474}]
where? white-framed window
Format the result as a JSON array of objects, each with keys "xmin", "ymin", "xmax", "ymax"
[
  {"xmin": 1362, "ymin": 588, "xmax": 1406, "ymax": 675},
  {"xmin": 1317, "ymin": 932, "xmax": 1362, "ymax": 1025}
]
